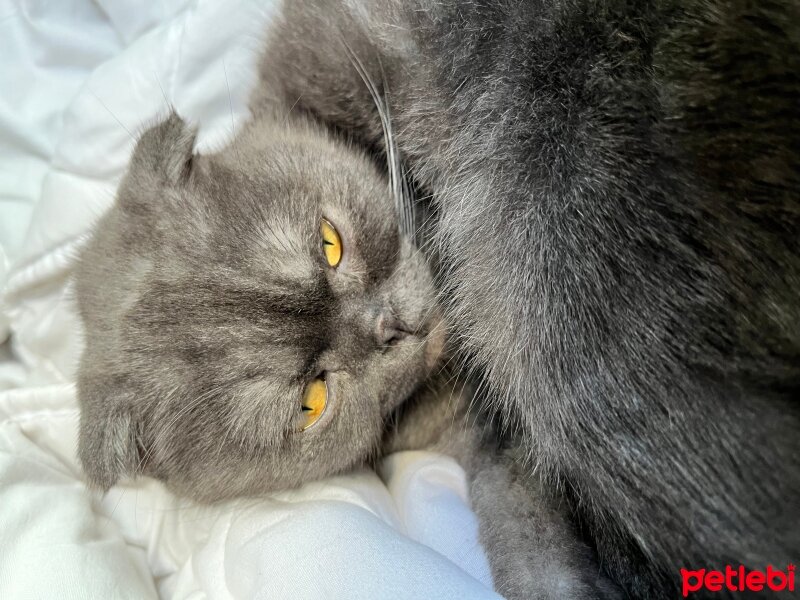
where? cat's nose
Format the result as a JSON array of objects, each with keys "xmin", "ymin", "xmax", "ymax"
[{"xmin": 375, "ymin": 310, "xmax": 412, "ymax": 346}]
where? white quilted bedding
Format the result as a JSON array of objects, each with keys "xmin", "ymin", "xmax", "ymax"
[{"xmin": 0, "ymin": 1, "xmax": 496, "ymax": 597}]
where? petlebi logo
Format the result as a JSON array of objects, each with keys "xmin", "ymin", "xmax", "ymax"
[{"xmin": 681, "ymin": 565, "xmax": 795, "ymax": 597}]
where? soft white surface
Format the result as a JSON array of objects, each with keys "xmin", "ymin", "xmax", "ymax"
[{"xmin": 0, "ymin": 1, "xmax": 496, "ymax": 598}]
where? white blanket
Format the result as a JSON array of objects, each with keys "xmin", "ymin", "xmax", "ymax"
[{"xmin": 0, "ymin": 1, "xmax": 497, "ymax": 597}]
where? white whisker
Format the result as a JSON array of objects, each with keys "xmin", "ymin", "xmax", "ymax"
[{"xmin": 341, "ymin": 39, "xmax": 416, "ymax": 245}]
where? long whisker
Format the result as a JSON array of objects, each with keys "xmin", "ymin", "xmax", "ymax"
[
  {"xmin": 89, "ymin": 90, "xmax": 136, "ymax": 143},
  {"xmin": 341, "ymin": 39, "xmax": 416, "ymax": 245}
]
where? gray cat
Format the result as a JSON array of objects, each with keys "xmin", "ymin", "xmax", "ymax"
[
  {"xmin": 76, "ymin": 0, "xmax": 800, "ymax": 598},
  {"xmin": 75, "ymin": 105, "xmax": 619, "ymax": 598},
  {"xmin": 249, "ymin": 1, "xmax": 799, "ymax": 598}
]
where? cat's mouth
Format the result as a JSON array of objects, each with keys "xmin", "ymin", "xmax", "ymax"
[
  {"xmin": 383, "ymin": 309, "xmax": 446, "ymax": 369},
  {"xmin": 422, "ymin": 309, "xmax": 446, "ymax": 370}
]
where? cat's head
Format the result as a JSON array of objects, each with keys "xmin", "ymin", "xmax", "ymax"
[{"xmin": 75, "ymin": 112, "xmax": 443, "ymax": 501}]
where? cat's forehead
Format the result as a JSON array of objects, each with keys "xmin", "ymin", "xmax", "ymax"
[{"xmin": 174, "ymin": 159, "xmax": 316, "ymax": 279}]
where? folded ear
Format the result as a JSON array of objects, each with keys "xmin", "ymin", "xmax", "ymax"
[
  {"xmin": 77, "ymin": 379, "xmax": 145, "ymax": 491},
  {"xmin": 129, "ymin": 111, "xmax": 198, "ymax": 185}
]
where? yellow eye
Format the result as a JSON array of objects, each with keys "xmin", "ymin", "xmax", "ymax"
[
  {"xmin": 301, "ymin": 378, "xmax": 327, "ymax": 430},
  {"xmin": 320, "ymin": 218, "xmax": 342, "ymax": 267}
]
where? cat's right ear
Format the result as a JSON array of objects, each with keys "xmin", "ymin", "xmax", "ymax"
[
  {"xmin": 129, "ymin": 111, "xmax": 198, "ymax": 186},
  {"xmin": 77, "ymin": 377, "xmax": 146, "ymax": 491}
]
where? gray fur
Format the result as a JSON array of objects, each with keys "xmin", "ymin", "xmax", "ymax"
[
  {"xmin": 254, "ymin": 1, "xmax": 800, "ymax": 598},
  {"xmin": 386, "ymin": 384, "xmax": 622, "ymax": 599},
  {"xmin": 75, "ymin": 107, "xmax": 444, "ymax": 501},
  {"xmin": 468, "ymin": 447, "xmax": 621, "ymax": 600}
]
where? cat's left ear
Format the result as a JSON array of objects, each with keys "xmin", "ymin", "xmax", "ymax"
[{"xmin": 129, "ymin": 111, "xmax": 198, "ymax": 185}]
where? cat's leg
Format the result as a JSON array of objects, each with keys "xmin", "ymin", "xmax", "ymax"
[
  {"xmin": 386, "ymin": 383, "xmax": 620, "ymax": 600},
  {"xmin": 467, "ymin": 444, "xmax": 621, "ymax": 600}
]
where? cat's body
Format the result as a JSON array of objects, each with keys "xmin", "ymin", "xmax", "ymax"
[{"xmin": 253, "ymin": 0, "xmax": 800, "ymax": 597}]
